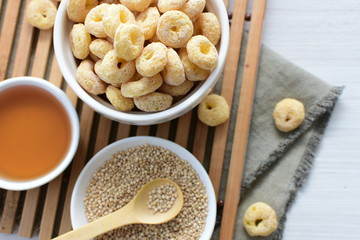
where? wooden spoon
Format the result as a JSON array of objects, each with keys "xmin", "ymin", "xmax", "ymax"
[{"xmin": 53, "ymin": 178, "xmax": 184, "ymax": 240}]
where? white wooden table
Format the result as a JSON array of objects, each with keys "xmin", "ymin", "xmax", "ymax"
[
  {"xmin": 1, "ymin": 0, "xmax": 359, "ymax": 239},
  {"xmin": 256, "ymin": 0, "xmax": 360, "ymax": 239}
]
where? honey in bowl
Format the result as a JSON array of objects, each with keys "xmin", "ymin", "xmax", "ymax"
[{"xmin": 0, "ymin": 85, "xmax": 71, "ymax": 181}]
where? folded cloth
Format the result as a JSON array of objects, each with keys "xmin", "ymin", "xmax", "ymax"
[{"xmin": 213, "ymin": 35, "xmax": 344, "ymax": 239}]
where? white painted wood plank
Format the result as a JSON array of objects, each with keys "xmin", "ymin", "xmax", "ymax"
[{"xmin": 256, "ymin": 0, "xmax": 360, "ymax": 239}]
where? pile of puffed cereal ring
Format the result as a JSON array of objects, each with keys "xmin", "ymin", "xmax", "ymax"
[{"xmin": 67, "ymin": 0, "xmax": 221, "ymax": 112}]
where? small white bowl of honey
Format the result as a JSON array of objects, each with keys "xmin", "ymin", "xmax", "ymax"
[{"xmin": 0, "ymin": 76, "xmax": 79, "ymax": 191}]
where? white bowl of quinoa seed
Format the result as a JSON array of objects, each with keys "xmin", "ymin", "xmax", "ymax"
[{"xmin": 71, "ymin": 136, "xmax": 216, "ymax": 239}]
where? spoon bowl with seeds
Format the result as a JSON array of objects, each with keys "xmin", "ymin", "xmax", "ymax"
[{"xmin": 53, "ymin": 178, "xmax": 183, "ymax": 240}]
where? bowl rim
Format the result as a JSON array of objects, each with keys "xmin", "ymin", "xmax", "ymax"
[
  {"xmin": 0, "ymin": 76, "xmax": 80, "ymax": 191},
  {"xmin": 70, "ymin": 136, "xmax": 216, "ymax": 240},
  {"xmin": 54, "ymin": 0, "xmax": 229, "ymax": 125}
]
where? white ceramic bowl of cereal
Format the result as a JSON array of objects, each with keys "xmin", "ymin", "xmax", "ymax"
[
  {"xmin": 53, "ymin": 0, "xmax": 229, "ymax": 125},
  {"xmin": 71, "ymin": 136, "xmax": 216, "ymax": 239}
]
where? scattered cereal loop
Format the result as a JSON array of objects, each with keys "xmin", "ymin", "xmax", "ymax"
[
  {"xmin": 273, "ymin": 98, "xmax": 305, "ymax": 132},
  {"xmin": 198, "ymin": 94, "xmax": 230, "ymax": 126},
  {"xmin": 27, "ymin": 0, "xmax": 57, "ymax": 30},
  {"xmin": 243, "ymin": 202, "xmax": 278, "ymax": 237}
]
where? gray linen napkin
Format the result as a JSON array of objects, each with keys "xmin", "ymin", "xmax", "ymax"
[{"xmin": 213, "ymin": 35, "xmax": 344, "ymax": 239}]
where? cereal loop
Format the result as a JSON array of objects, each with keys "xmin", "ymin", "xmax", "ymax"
[
  {"xmin": 179, "ymin": 48, "xmax": 210, "ymax": 81},
  {"xmin": 198, "ymin": 94, "xmax": 230, "ymax": 126},
  {"xmin": 194, "ymin": 12, "xmax": 221, "ymax": 45},
  {"xmin": 180, "ymin": 0, "xmax": 205, "ymax": 19},
  {"xmin": 162, "ymin": 48, "xmax": 185, "ymax": 86},
  {"xmin": 76, "ymin": 60, "xmax": 108, "ymax": 95},
  {"xmin": 70, "ymin": 23, "xmax": 91, "ymax": 60},
  {"xmin": 67, "ymin": 0, "xmax": 98, "ymax": 23},
  {"xmin": 156, "ymin": 10, "xmax": 193, "ymax": 48},
  {"xmin": 95, "ymin": 50, "xmax": 136, "ymax": 87},
  {"xmin": 243, "ymin": 202, "xmax": 278, "ymax": 237},
  {"xmin": 273, "ymin": 98, "xmax": 305, "ymax": 132},
  {"xmin": 186, "ymin": 35, "xmax": 218, "ymax": 70},
  {"xmin": 120, "ymin": 0, "xmax": 152, "ymax": 12},
  {"xmin": 136, "ymin": 7, "xmax": 160, "ymax": 40},
  {"xmin": 99, "ymin": 0, "xmax": 119, "ymax": 3},
  {"xmin": 85, "ymin": 3, "xmax": 109, "ymax": 38},
  {"xmin": 134, "ymin": 92, "xmax": 173, "ymax": 112},
  {"xmin": 89, "ymin": 39, "xmax": 114, "ymax": 59},
  {"xmin": 102, "ymin": 4, "xmax": 135, "ymax": 39},
  {"xmin": 158, "ymin": 80, "xmax": 194, "ymax": 96},
  {"xmin": 27, "ymin": 0, "xmax": 57, "ymax": 30},
  {"xmin": 121, "ymin": 74, "xmax": 163, "ymax": 98},
  {"xmin": 157, "ymin": 0, "xmax": 186, "ymax": 13},
  {"xmin": 136, "ymin": 42, "xmax": 168, "ymax": 77},
  {"xmin": 114, "ymin": 24, "xmax": 145, "ymax": 61},
  {"xmin": 106, "ymin": 85, "xmax": 135, "ymax": 111}
]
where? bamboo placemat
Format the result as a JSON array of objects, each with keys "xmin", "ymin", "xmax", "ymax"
[{"xmin": 0, "ymin": 0, "xmax": 266, "ymax": 239}]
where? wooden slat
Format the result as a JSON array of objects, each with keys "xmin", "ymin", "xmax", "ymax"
[
  {"xmin": 48, "ymin": 56, "xmax": 64, "ymax": 88},
  {"xmin": 175, "ymin": 112, "xmax": 192, "ymax": 148},
  {"xmin": 58, "ymin": 104, "xmax": 95, "ymax": 234},
  {"xmin": 18, "ymin": 188, "xmax": 40, "ymax": 237},
  {"xmin": 192, "ymin": 120, "xmax": 208, "ymax": 164},
  {"xmin": 93, "ymin": 116, "xmax": 112, "ymax": 154},
  {"xmin": 155, "ymin": 121, "xmax": 170, "ymax": 139},
  {"xmin": 8, "ymin": 0, "xmax": 34, "ymax": 78},
  {"xmin": 30, "ymin": 30, "xmax": 53, "ymax": 78},
  {"xmin": 208, "ymin": 0, "xmax": 248, "ymax": 197},
  {"xmin": 0, "ymin": 191, "xmax": 20, "ymax": 234},
  {"xmin": 38, "ymin": 175, "xmax": 62, "ymax": 240},
  {"xmin": 116, "ymin": 123, "xmax": 131, "ymax": 140},
  {"xmin": 65, "ymin": 86, "xmax": 79, "ymax": 107},
  {"xmin": 137, "ymin": 125, "xmax": 151, "ymax": 136},
  {"xmin": 219, "ymin": 1, "xmax": 267, "ymax": 239},
  {"xmin": 0, "ymin": 0, "xmax": 34, "ymax": 233},
  {"xmin": 18, "ymin": 27, "xmax": 54, "ymax": 239},
  {"xmin": 0, "ymin": 0, "xmax": 22, "ymax": 81}
]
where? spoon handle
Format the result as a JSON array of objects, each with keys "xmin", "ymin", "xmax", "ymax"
[{"xmin": 53, "ymin": 202, "xmax": 137, "ymax": 240}]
